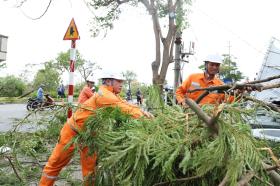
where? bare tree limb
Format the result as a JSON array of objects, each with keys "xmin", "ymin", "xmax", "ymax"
[
  {"xmin": 254, "ymin": 174, "xmax": 274, "ymax": 186},
  {"xmin": 247, "ymin": 74, "xmax": 280, "ymax": 84},
  {"xmin": 244, "ymin": 96, "xmax": 280, "ymax": 113},
  {"xmin": 262, "ymin": 162, "xmax": 280, "ymax": 185},
  {"xmin": 185, "ymin": 98, "xmax": 218, "ymax": 134},
  {"xmin": 188, "ymin": 83, "xmax": 264, "ymax": 93},
  {"xmin": 237, "ymin": 171, "xmax": 254, "ymax": 186},
  {"xmin": 153, "ymin": 175, "xmax": 201, "ymax": 186},
  {"xmin": 5, "ymin": 156, "xmax": 23, "ymax": 182},
  {"xmin": 218, "ymin": 174, "xmax": 228, "ymax": 186}
]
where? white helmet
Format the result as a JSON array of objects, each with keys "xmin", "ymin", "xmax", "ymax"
[
  {"xmin": 100, "ymin": 71, "xmax": 125, "ymax": 81},
  {"xmin": 204, "ymin": 54, "xmax": 223, "ymax": 64},
  {"xmin": 86, "ymin": 76, "xmax": 95, "ymax": 83}
]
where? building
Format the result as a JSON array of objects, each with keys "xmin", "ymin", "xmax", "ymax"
[
  {"xmin": 0, "ymin": 34, "xmax": 8, "ymax": 62},
  {"xmin": 253, "ymin": 37, "xmax": 280, "ymax": 106}
]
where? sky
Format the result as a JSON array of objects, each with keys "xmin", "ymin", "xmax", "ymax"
[{"xmin": 1, "ymin": 0, "xmax": 280, "ymax": 86}]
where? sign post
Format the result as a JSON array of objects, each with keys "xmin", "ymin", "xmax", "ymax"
[{"xmin": 63, "ymin": 18, "xmax": 80, "ymax": 119}]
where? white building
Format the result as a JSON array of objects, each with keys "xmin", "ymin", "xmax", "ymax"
[{"xmin": 0, "ymin": 34, "xmax": 8, "ymax": 62}]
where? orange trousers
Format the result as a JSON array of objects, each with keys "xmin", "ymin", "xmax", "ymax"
[{"xmin": 39, "ymin": 123, "xmax": 97, "ymax": 186}]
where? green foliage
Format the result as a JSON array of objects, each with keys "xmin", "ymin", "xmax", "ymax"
[
  {"xmin": 122, "ymin": 70, "xmax": 137, "ymax": 91},
  {"xmin": 71, "ymin": 91, "xmax": 272, "ymax": 185},
  {"xmin": 0, "ymin": 75, "xmax": 26, "ymax": 97},
  {"xmin": 0, "ymin": 107, "xmax": 68, "ymax": 184},
  {"xmin": 220, "ymin": 54, "xmax": 244, "ymax": 82},
  {"xmin": 55, "ymin": 50, "xmax": 85, "ymax": 74},
  {"xmin": 33, "ymin": 60, "xmax": 60, "ymax": 92},
  {"xmin": 88, "ymin": 0, "xmax": 192, "ymax": 36}
]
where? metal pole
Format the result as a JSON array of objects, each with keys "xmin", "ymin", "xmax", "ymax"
[{"xmin": 67, "ymin": 40, "xmax": 76, "ymax": 119}]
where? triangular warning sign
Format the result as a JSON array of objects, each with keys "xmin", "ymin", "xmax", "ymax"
[{"xmin": 63, "ymin": 18, "xmax": 80, "ymax": 40}]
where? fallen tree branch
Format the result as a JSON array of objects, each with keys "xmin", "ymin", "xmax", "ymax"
[
  {"xmin": 262, "ymin": 162, "xmax": 280, "ymax": 185},
  {"xmin": 218, "ymin": 175, "xmax": 228, "ymax": 186},
  {"xmin": 237, "ymin": 171, "xmax": 254, "ymax": 186},
  {"xmin": 153, "ymin": 175, "xmax": 201, "ymax": 186},
  {"xmin": 185, "ymin": 98, "xmax": 218, "ymax": 134},
  {"xmin": 258, "ymin": 147, "xmax": 280, "ymax": 166},
  {"xmin": 254, "ymin": 174, "xmax": 274, "ymax": 186},
  {"xmin": 244, "ymin": 96, "xmax": 280, "ymax": 113},
  {"xmin": 188, "ymin": 82, "xmax": 280, "ymax": 94},
  {"xmin": 4, "ymin": 155, "xmax": 23, "ymax": 182},
  {"xmin": 247, "ymin": 74, "xmax": 280, "ymax": 84},
  {"xmin": 188, "ymin": 83, "xmax": 264, "ymax": 93}
]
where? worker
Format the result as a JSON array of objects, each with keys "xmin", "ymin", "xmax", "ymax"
[
  {"xmin": 39, "ymin": 71, "xmax": 153, "ymax": 186},
  {"xmin": 176, "ymin": 54, "xmax": 234, "ymax": 106},
  {"xmin": 78, "ymin": 76, "xmax": 95, "ymax": 104}
]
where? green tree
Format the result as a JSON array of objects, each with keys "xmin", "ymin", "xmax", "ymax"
[
  {"xmin": 87, "ymin": 0, "xmax": 192, "ymax": 87},
  {"xmin": 220, "ymin": 54, "xmax": 244, "ymax": 83},
  {"xmin": 55, "ymin": 50, "xmax": 100, "ymax": 83},
  {"xmin": 33, "ymin": 60, "xmax": 60, "ymax": 93},
  {"xmin": 122, "ymin": 70, "xmax": 137, "ymax": 91},
  {"xmin": 55, "ymin": 50, "xmax": 85, "ymax": 75},
  {"xmin": 0, "ymin": 75, "xmax": 26, "ymax": 97}
]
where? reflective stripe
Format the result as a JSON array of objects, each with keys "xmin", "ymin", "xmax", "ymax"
[
  {"xmin": 191, "ymin": 82, "xmax": 200, "ymax": 88},
  {"xmin": 42, "ymin": 172, "xmax": 57, "ymax": 180},
  {"xmin": 97, "ymin": 89, "xmax": 103, "ymax": 96}
]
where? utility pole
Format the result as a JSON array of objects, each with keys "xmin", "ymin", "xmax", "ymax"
[
  {"xmin": 228, "ymin": 41, "xmax": 231, "ymax": 67},
  {"xmin": 174, "ymin": 32, "xmax": 182, "ymax": 94}
]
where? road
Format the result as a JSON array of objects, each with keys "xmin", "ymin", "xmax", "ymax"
[{"xmin": 0, "ymin": 103, "xmax": 40, "ymax": 132}]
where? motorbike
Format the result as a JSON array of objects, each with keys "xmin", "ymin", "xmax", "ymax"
[{"xmin": 26, "ymin": 94, "xmax": 55, "ymax": 111}]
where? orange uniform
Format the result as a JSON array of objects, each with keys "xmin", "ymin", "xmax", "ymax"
[
  {"xmin": 78, "ymin": 86, "xmax": 94, "ymax": 104},
  {"xmin": 40, "ymin": 85, "xmax": 146, "ymax": 186},
  {"xmin": 176, "ymin": 73, "xmax": 233, "ymax": 105}
]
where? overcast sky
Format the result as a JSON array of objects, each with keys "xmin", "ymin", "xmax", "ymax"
[{"xmin": 1, "ymin": 0, "xmax": 280, "ymax": 85}]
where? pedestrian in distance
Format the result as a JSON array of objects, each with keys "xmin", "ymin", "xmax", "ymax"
[
  {"xmin": 57, "ymin": 83, "xmax": 65, "ymax": 99},
  {"xmin": 136, "ymin": 88, "xmax": 143, "ymax": 105},
  {"xmin": 39, "ymin": 71, "xmax": 153, "ymax": 186},
  {"xmin": 126, "ymin": 89, "xmax": 132, "ymax": 102}
]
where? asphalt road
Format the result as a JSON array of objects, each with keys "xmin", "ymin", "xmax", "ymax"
[{"xmin": 0, "ymin": 103, "xmax": 42, "ymax": 132}]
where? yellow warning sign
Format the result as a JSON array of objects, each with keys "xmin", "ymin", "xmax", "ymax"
[{"xmin": 63, "ymin": 18, "xmax": 80, "ymax": 40}]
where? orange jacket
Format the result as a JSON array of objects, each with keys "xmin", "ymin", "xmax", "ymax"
[
  {"xmin": 176, "ymin": 73, "xmax": 233, "ymax": 105},
  {"xmin": 69, "ymin": 85, "xmax": 145, "ymax": 129},
  {"xmin": 78, "ymin": 86, "xmax": 94, "ymax": 104}
]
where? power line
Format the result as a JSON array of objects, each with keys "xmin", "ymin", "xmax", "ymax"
[
  {"xmin": 192, "ymin": 6, "xmax": 264, "ymax": 55},
  {"xmin": 19, "ymin": 0, "xmax": 53, "ymax": 20}
]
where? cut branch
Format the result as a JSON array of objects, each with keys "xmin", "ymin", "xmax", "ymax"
[
  {"xmin": 5, "ymin": 156, "xmax": 23, "ymax": 182},
  {"xmin": 185, "ymin": 98, "xmax": 218, "ymax": 134},
  {"xmin": 188, "ymin": 83, "xmax": 264, "ymax": 93},
  {"xmin": 153, "ymin": 175, "xmax": 201, "ymax": 186},
  {"xmin": 244, "ymin": 96, "xmax": 280, "ymax": 113},
  {"xmin": 262, "ymin": 162, "xmax": 280, "ymax": 185},
  {"xmin": 237, "ymin": 171, "xmax": 254, "ymax": 186},
  {"xmin": 247, "ymin": 74, "xmax": 280, "ymax": 84}
]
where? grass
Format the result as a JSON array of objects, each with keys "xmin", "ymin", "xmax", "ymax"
[{"xmin": 0, "ymin": 97, "xmax": 27, "ymax": 104}]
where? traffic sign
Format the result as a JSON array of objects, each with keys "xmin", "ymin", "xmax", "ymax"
[{"xmin": 63, "ymin": 18, "xmax": 80, "ymax": 40}]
